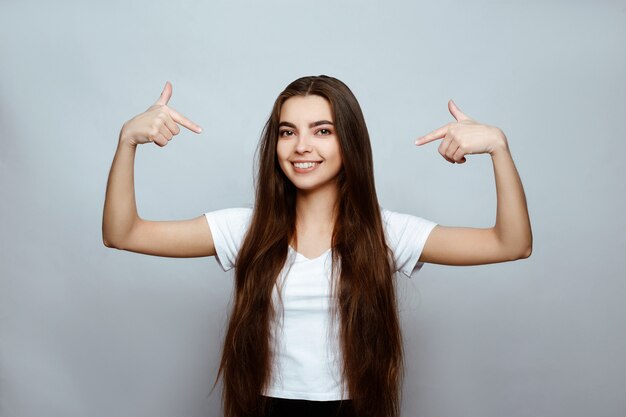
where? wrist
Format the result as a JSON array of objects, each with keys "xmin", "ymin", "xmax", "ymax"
[
  {"xmin": 118, "ymin": 127, "xmax": 137, "ymax": 148},
  {"xmin": 489, "ymin": 127, "xmax": 509, "ymax": 157}
]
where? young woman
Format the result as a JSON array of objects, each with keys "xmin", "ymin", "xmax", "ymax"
[{"xmin": 102, "ymin": 75, "xmax": 532, "ymax": 417}]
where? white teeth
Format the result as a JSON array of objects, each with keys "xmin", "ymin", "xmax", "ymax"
[{"xmin": 294, "ymin": 162, "xmax": 318, "ymax": 169}]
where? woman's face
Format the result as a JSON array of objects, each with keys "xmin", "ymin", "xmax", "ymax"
[{"xmin": 276, "ymin": 95, "xmax": 343, "ymax": 193}]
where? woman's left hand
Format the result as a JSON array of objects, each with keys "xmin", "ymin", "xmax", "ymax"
[{"xmin": 415, "ymin": 100, "xmax": 507, "ymax": 164}]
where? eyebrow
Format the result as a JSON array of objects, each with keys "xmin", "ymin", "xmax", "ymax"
[{"xmin": 278, "ymin": 120, "xmax": 334, "ymax": 129}]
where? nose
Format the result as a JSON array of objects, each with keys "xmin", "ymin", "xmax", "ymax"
[{"xmin": 295, "ymin": 133, "xmax": 312, "ymax": 153}]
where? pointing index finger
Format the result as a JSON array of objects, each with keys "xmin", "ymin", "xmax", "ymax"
[
  {"xmin": 415, "ymin": 124, "xmax": 449, "ymax": 145},
  {"xmin": 167, "ymin": 107, "xmax": 203, "ymax": 134}
]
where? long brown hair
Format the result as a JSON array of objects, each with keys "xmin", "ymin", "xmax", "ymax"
[{"xmin": 216, "ymin": 75, "xmax": 402, "ymax": 417}]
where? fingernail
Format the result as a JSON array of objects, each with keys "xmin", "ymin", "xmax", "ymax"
[{"xmin": 198, "ymin": 127, "xmax": 203, "ymax": 133}]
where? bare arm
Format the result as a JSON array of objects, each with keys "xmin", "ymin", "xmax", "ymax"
[
  {"xmin": 101, "ymin": 82, "xmax": 214, "ymax": 258},
  {"xmin": 490, "ymin": 137, "xmax": 532, "ymax": 259},
  {"xmin": 415, "ymin": 100, "xmax": 532, "ymax": 266},
  {"xmin": 101, "ymin": 135, "xmax": 140, "ymax": 248}
]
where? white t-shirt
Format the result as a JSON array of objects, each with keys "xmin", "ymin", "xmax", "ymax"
[{"xmin": 204, "ymin": 207, "xmax": 437, "ymax": 401}]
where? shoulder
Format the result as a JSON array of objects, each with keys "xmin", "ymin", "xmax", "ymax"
[
  {"xmin": 204, "ymin": 207, "xmax": 253, "ymax": 271},
  {"xmin": 380, "ymin": 207, "xmax": 439, "ymax": 277},
  {"xmin": 380, "ymin": 206, "xmax": 438, "ymax": 251},
  {"xmin": 380, "ymin": 207, "xmax": 437, "ymax": 234},
  {"xmin": 204, "ymin": 207, "xmax": 253, "ymax": 241},
  {"xmin": 204, "ymin": 207, "xmax": 253, "ymax": 225},
  {"xmin": 205, "ymin": 206, "xmax": 253, "ymax": 217}
]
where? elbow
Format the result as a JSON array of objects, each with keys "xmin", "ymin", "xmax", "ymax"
[
  {"xmin": 102, "ymin": 236, "xmax": 115, "ymax": 249},
  {"xmin": 504, "ymin": 244, "xmax": 532, "ymax": 261},
  {"xmin": 102, "ymin": 224, "xmax": 131, "ymax": 250},
  {"xmin": 102, "ymin": 222, "xmax": 114, "ymax": 248},
  {"xmin": 523, "ymin": 236, "xmax": 533, "ymax": 258},
  {"xmin": 102, "ymin": 233, "xmax": 121, "ymax": 249},
  {"xmin": 519, "ymin": 244, "xmax": 532, "ymax": 259},
  {"xmin": 102, "ymin": 218, "xmax": 139, "ymax": 250}
]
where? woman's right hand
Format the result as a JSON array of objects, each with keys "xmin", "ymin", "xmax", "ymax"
[{"xmin": 120, "ymin": 81, "xmax": 203, "ymax": 147}]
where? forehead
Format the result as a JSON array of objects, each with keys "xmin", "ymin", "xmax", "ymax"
[{"xmin": 279, "ymin": 95, "xmax": 333, "ymax": 122}]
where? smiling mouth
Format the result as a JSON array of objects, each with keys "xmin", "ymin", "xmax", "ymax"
[
  {"xmin": 293, "ymin": 161, "xmax": 320, "ymax": 168},
  {"xmin": 292, "ymin": 161, "xmax": 321, "ymax": 172}
]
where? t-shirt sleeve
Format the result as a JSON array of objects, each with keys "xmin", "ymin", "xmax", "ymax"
[
  {"xmin": 382, "ymin": 208, "xmax": 438, "ymax": 278},
  {"xmin": 204, "ymin": 207, "xmax": 253, "ymax": 272}
]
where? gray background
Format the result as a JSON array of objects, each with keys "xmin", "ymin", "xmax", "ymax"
[{"xmin": 1, "ymin": 1, "xmax": 624, "ymax": 416}]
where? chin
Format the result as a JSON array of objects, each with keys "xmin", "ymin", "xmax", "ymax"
[{"xmin": 291, "ymin": 177, "xmax": 338, "ymax": 193}]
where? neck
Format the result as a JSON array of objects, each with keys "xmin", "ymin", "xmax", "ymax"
[{"xmin": 294, "ymin": 182, "xmax": 339, "ymax": 232}]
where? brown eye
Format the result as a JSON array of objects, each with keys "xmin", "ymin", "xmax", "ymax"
[
  {"xmin": 318, "ymin": 129, "xmax": 331, "ymax": 135},
  {"xmin": 279, "ymin": 130, "xmax": 294, "ymax": 137}
]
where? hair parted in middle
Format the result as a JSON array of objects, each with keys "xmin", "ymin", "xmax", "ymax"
[{"xmin": 216, "ymin": 75, "xmax": 403, "ymax": 417}]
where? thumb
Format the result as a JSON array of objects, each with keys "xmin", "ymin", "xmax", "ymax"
[
  {"xmin": 448, "ymin": 99, "xmax": 472, "ymax": 121},
  {"xmin": 154, "ymin": 81, "xmax": 172, "ymax": 106}
]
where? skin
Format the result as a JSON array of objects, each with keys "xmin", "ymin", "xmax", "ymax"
[
  {"xmin": 276, "ymin": 95, "xmax": 342, "ymax": 196},
  {"xmin": 102, "ymin": 81, "xmax": 213, "ymax": 258},
  {"xmin": 276, "ymin": 95, "xmax": 342, "ymax": 258},
  {"xmin": 415, "ymin": 100, "xmax": 533, "ymax": 265},
  {"xmin": 102, "ymin": 81, "xmax": 532, "ymax": 266}
]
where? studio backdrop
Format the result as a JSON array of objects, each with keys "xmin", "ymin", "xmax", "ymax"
[{"xmin": 0, "ymin": 1, "xmax": 624, "ymax": 416}]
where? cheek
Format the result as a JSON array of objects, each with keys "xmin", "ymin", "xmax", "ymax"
[
  {"xmin": 276, "ymin": 142, "xmax": 288, "ymax": 160},
  {"xmin": 276, "ymin": 145, "xmax": 290, "ymax": 171},
  {"xmin": 329, "ymin": 142, "xmax": 343, "ymax": 164}
]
